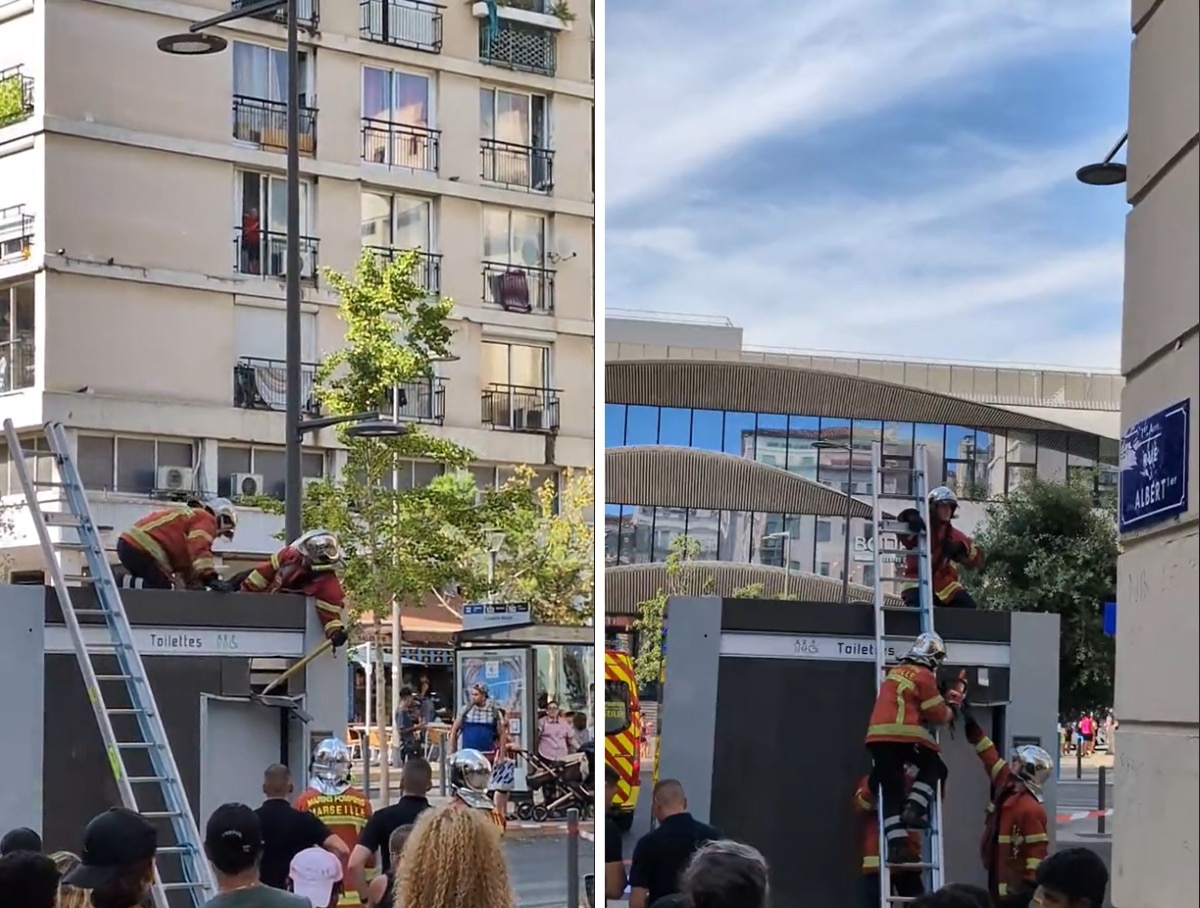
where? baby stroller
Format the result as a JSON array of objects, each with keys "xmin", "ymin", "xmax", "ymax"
[{"xmin": 516, "ymin": 744, "xmax": 595, "ymax": 822}]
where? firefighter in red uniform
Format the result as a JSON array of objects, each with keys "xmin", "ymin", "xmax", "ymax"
[
  {"xmin": 854, "ymin": 767, "xmax": 925, "ymax": 908},
  {"xmin": 117, "ymin": 497, "xmax": 237, "ymax": 590},
  {"xmin": 964, "ymin": 713, "xmax": 1052, "ymax": 907},
  {"xmin": 448, "ymin": 749, "xmax": 507, "ymax": 833},
  {"xmin": 236, "ymin": 528, "xmax": 349, "ymax": 647},
  {"xmin": 864, "ymin": 632, "xmax": 964, "ymax": 863},
  {"xmin": 897, "ymin": 486, "xmax": 983, "ymax": 609}
]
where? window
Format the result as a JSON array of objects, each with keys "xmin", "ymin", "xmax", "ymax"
[
  {"xmin": 1006, "ymin": 431, "xmax": 1037, "ymax": 494},
  {"xmin": 483, "ymin": 207, "xmax": 546, "ymax": 267},
  {"xmin": 0, "ymin": 434, "xmax": 51, "ymax": 495},
  {"xmin": 481, "ymin": 340, "xmax": 549, "ymax": 389},
  {"xmin": 232, "ymin": 43, "xmax": 315, "ymax": 152},
  {"xmin": 361, "ymin": 0, "xmax": 444, "ymax": 53},
  {"xmin": 236, "ymin": 171, "xmax": 317, "ymax": 280},
  {"xmin": 76, "ymin": 435, "xmax": 196, "ymax": 495},
  {"xmin": 0, "ymin": 282, "xmax": 34, "ymax": 393},
  {"xmin": 480, "ymin": 87, "xmax": 551, "ymax": 190},
  {"xmin": 234, "ymin": 306, "xmax": 317, "ymax": 363},
  {"xmin": 361, "ymin": 192, "xmax": 433, "ymax": 255},
  {"xmin": 362, "ymin": 67, "xmax": 436, "ymax": 170},
  {"xmin": 816, "ymin": 519, "xmax": 832, "ymax": 543},
  {"xmin": 217, "ymin": 444, "xmax": 324, "ymax": 500}
]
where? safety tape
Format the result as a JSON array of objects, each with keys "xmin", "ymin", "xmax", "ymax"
[{"xmin": 1056, "ymin": 808, "xmax": 1112, "ymax": 824}]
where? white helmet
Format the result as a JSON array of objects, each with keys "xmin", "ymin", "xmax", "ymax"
[
  {"xmin": 1009, "ymin": 745, "xmax": 1054, "ymax": 800},
  {"xmin": 192, "ymin": 496, "xmax": 237, "ymax": 540},
  {"xmin": 928, "ymin": 486, "xmax": 958, "ymax": 516},
  {"xmin": 448, "ymin": 749, "xmax": 495, "ymax": 811},
  {"xmin": 310, "ymin": 738, "xmax": 352, "ymax": 796},
  {"xmin": 902, "ymin": 632, "xmax": 948, "ymax": 668},
  {"xmin": 294, "ymin": 528, "xmax": 342, "ymax": 567}
]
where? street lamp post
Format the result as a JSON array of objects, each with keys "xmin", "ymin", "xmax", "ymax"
[
  {"xmin": 761, "ymin": 531, "xmax": 793, "ymax": 598},
  {"xmin": 1076, "ymin": 132, "xmax": 1129, "ymax": 187},
  {"xmin": 813, "ymin": 440, "xmax": 856, "ymax": 604},
  {"xmin": 485, "ymin": 530, "xmax": 506, "ymax": 602}
]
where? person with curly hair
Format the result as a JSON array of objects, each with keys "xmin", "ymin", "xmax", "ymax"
[
  {"xmin": 49, "ymin": 852, "xmax": 90, "ymax": 908},
  {"xmin": 391, "ymin": 805, "xmax": 516, "ymax": 908}
]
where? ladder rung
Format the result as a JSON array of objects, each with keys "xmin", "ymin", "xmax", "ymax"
[
  {"xmin": 32, "ymin": 480, "xmax": 71, "ymax": 489},
  {"xmin": 95, "ymin": 674, "xmax": 133, "ymax": 682},
  {"xmin": 887, "ymin": 862, "xmax": 937, "ymax": 870},
  {"xmin": 141, "ymin": 810, "xmax": 182, "ymax": 819},
  {"xmin": 69, "ymin": 608, "xmax": 113, "ymax": 616},
  {"xmin": 41, "ymin": 511, "xmax": 82, "ymax": 527},
  {"xmin": 115, "ymin": 741, "xmax": 161, "ymax": 749},
  {"xmin": 60, "ymin": 575, "xmax": 98, "ymax": 585},
  {"xmin": 875, "ymin": 549, "xmax": 911, "ymax": 557},
  {"xmin": 880, "ymin": 605, "xmax": 916, "ymax": 612},
  {"xmin": 155, "ymin": 846, "xmax": 198, "ymax": 855},
  {"xmin": 877, "ymin": 521, "xmax": 922, "ymax": 534},
  {"xmin": 160, "ymin": 882, "xmax": 206, "ymax": 891},
  {"xmin": 17, "ymin": 447, "xmax": 56, "ymax": 459},
  {"xmin": 107, "ymin": 707, "xmax": 149, "ymax": 715},
  {"xmin": 127, "ymin": 776, "xmax": 168, "ymax": 784}
]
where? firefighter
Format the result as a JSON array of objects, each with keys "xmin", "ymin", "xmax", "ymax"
[
  {"xmin": 864, "ymin": 632, "xmax": 964, "ymax": 864},
  {"xmin": 235, "ymin": 529, "xmax": 349, "ymax": 648},
  {"xmin": 294, "ymin": 738, "xmax": 373, "ymax": 907},
  {"xmin": 854, "ymin": 767, "xmax": 925, "ymax": 907},
  {"xmin": 897, "ymin": 486, "xmax": 984, "ymax": 609},
  {"xmin": 116, "ymin": 497, "xmax": 236, "ymax": 590},
  {"xmin": 447, "ymin": 749, "xmax": 506, "ymax": 833},
  {"xmin": 964, "ymin": 713, "xmax": 1052, "ymax": 907}
]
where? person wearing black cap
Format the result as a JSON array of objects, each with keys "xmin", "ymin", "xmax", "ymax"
[
  {"xmin": 1033, "ymin": 847, "xmax": 1109, "ymax": 908},
  {"xmin": 0, "ymin": 849, "xmax": 59, "ymax": 908},
  {"xmin": 0, "ymin": 826, "xmax": 43, "ymax": 856},
  {"xmin": 204, "ymin": 803, "xmax": 308, "ymax": 908},
  {"xmin": 61, "ymin": 808, "xmax": 158, "ymax": 908}
]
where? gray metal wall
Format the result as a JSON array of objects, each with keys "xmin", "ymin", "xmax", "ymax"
[{"xmin": 0, "ymin": 585, "xmax": 45, "ymax": 834}]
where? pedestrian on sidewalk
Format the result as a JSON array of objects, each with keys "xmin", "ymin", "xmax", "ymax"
[
  {"xmin": 348, "ymin": 758, "xmax": 433, "ymax": 901},
  {"xmin": 1033, "ymin": 847, "xmax": 1108, "ymax": 907},
  {"xmin": 255, "ymin": 764, "xmax": 347, "ymax": 890}
]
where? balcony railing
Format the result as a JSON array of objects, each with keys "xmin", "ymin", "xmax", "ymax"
[
  {"xmin": 384, "ymin": 376, "xmax": 446, "ymax": 424},
  {"xmin": 234, "ymin": 226, "xmax": 320, "ymax": 283},
  {"xmin": 360, "ymin": 0, "xmax": 443, "ymax": 52},
  {"xmin": 482, "ymin": 261, "xmax": 554, "ymax": 314},
  {"xmin": 0, "ymin": 337, "xmax": 34, "ymax": 394},
  {"xmin": 0, "ymin": 204, "xmax": 32, "ymax": 261},
  {"xmin": 481, "ymin": 383, "xmax": 560, "ymax": 433},
  {"xmin": 480, "ymin": 138, "xmax": 554, "ymax": 192},
  {"xmin": 480, "ymin": 21, "xmax": 556, "ymax": 76},
  {"xmin": 233, "ymin": 95, "xmax": 318, "ymax": 155},
  {"xmin": 232, "ymin": 0, "xmax": 320, "ymax": 28},
  {"xmin": 0, "ymin": 65, "xmax": 34, "ymax": 128},
  {"xmin": 233, "ymin": 357, "xmax": 321, "ymax": 415},
  {"xmin": 365, "ymin": 246, "xmax": 442, "ymax": 294},
  {"xmin": 361, "ymin": 118, "xmax": 440, "ymax": 171}
]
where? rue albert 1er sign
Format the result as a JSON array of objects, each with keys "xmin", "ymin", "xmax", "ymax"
[{"xmin": 1119, "ymin": 398, "xmax": 1190, "ymax": 534}]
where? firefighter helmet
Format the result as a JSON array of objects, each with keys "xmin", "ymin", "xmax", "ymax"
[
  {"xmin": 901, "ymin": 632, "xmax": 947, "ymax": 668},
  {"xmin": 1009, "ymin": 745, "xmax": 1054, "ymax": 800},
  {"xmin": 928, "ymin": 486, "xmax": 958, "ymax": 516},
  {"xmin": 448, "ymin": 749, "xmax": 495, "ymax": 810},
  {"xmin": 310, "ymin": 738, "xmax": 352, "ymax": 796},
  {"xmin": 197, "ymin": 497, "xmax": 238, "ymax": 540},
  {"xmin": 294, "ymin": 528, "xmax": 342, "ymax": 567}
]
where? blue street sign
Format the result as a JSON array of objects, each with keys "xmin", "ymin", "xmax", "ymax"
[
  {"xmin": 1119, "ymin": 399, "xmax": 1190, "ymax": 533},
  {"xmin": 1103, "ymin": 601, "xmax": 1116, "ymax": 637}
]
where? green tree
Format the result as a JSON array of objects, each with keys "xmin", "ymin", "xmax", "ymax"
[
  {"xmin": 967, "ymin": 472, "xmax": 1118, "ymax": 716},
  {"xmin": 631, "ymin": 535, "xmax": 712, "ymax": 688}
]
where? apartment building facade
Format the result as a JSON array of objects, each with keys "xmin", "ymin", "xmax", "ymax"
[{"xmin": 0, "ymin": 0, "xmax": 595, "ymax": 569}]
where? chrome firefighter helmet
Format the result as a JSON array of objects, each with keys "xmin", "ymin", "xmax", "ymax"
[
  {"xmin": 294, "ymin": 528, "xmax": 343, "ymax": 567},
  {"xmin": 198, "ymin": 496, "xmax": 238, "ymax": 540},
  {"xmin": 928, "ymin": 486, "xmax": 958, "ymax": 516},
  {"xmin": 901, "ymin": 632, "xmax": 947, "ymax": 668},
  {"xmin": 448, "ymin": 749, "xmax": 495, "ymax": 810},
  {"xmin": 310, "ymin": 738, "xmax": 353, "ymax": 796},
  {"xmin": 1009, "ymin": 744, "xmax": 1054, "ymax": 800}
]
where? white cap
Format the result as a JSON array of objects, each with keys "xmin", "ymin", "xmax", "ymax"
[{"xmin": 289, "ymin": 847, "xmax": 343, "ymax": 907}]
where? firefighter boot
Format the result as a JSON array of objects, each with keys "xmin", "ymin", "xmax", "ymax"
[{"xmin": 900, "ymin": 799, "xmax": 930, "ymax": 829}]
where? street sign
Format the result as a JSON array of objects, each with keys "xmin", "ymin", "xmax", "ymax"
[
  {"xmin": 1103, "ymin": 601, "xmax": 1116, "ymax": 637},
  {"xmin": 461, "ymin": 602, "xmax": 533, "ymax": 631},
  {"xmin": 1119, "ymin": 399, "xmax": 1190, "ymax": 533}
]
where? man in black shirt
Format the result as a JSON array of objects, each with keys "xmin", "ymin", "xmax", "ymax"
[
  {"xmin": 627, "ymin": 779, "xmax": 720, "ymax": 908},
  {"xmin": 255, "ymin": 764, "xmax": 347, "ymax": 889},
  {"xmin": 347, "ymin": 758, "xmax": 433, "ymax": 901},
  {"xmin": 604, "ymin": 766, "xmax": 627, "ymax": 901}
]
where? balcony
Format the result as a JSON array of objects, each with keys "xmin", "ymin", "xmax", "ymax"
[
  {"xmin": 233, "ymin": 357, "xmax": 321, "ymax": 415},
  {"xmin": 481, "ymin": 384, "xmax": 560, "ymax": 433},
  {"xmin": 361, "ymin": 118, "xmax": 440, "ymax": 171},
  {"xmin": 481, "ymin": 138, "xmax": 553, "ymax": 192},
  {"xmin": 482, "ymin": 261, "xmax": 554, "ymax": 314},
  {"xmin": 361, "ymin": 0, "xmax": 443, "ymax": 53},
  {"xmin": 233, "ymin": 0, "xmax": 320, "ymax": 29},
  {"xmin": 233, "ymin": 95, "xmax": 317, "ymax": 155},
  {"xmin": 0, "ymin": 337, "xmax": 34, "ymax": 394},
  {"xmin": 365, "ymin": 246, "xmax": 442, "ymax": 295},
  {"xmin": 0, "ymin": 65, "xmax": 33, "ymax": 128},
  {"xmin": 480, "ymin": 20, "xmax": 556, "ymax": 76},
  {"xmin": 234, "ymin": 226, "xmax": 320, "ymax": 283},
  {"xmin": 0, "ymin": 204, "xmax": 32, "ymax": 261},
  {"xmin": 384, "ymin": 377, "xmax": 446, "ymax": 424}
]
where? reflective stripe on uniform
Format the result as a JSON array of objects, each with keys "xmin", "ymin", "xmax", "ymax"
[
  {"xmin": 124, "ymin": 511, "xmax": 184, "ymax": 572},
  {"xmin": 863, "ymin": 855, "xmax": 880, "ymax": 870},
  {"xmin": 316, "ymin": 598, "xmax": 342, "ymax": 620},
  {"xmin": 920, "ymin": 695, "xmax": 947, "ymax": 711},
  {"xmin": 244, "ymin": 570, "xmax": 269, "ymax": 590},
  {"xmin": 866, "ymin": 722, "xmax": 936, "ymax": 744},
  {"xmin": 1026, "ymin": 857, "xmax": 1042, "ymax": 870}
]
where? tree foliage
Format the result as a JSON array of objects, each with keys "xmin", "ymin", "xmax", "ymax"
[
  {"xmin": 967, "ymin": 472, "xmax": 1118, "ymax": 716},
  {"xmin": 632, "ymin": 536, "xmax": 712, "ymax": 687}
]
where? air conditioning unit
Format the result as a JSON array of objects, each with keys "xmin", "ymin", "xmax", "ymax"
[
  {"xmin": 513, "ymin": 408, "xmax": 545, "ymax": 430},
  {"xmin": 156, "ymin": 465, "xmax": 195, "ymax": 491},
  {"xmin": 231, "ymin": 472, "xmax": 264, "ymax": 497}
]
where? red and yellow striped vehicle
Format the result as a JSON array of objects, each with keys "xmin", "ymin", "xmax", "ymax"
[{"xmin": 604, "ymin": 648, "xmax": 643, "ymax": 832}]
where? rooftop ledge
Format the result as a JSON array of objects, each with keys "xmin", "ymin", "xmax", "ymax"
[{"xmin": 470, "ymin": 1, "xmax": 572, "ymax": 31}]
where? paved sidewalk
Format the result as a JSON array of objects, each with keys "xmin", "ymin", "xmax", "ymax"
[{"xmin": 365, "ymin": 791, "xmax": 594, "ymax": 841}]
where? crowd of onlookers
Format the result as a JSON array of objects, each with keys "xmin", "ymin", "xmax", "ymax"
[{"xmin": 1060, "ymin": 712, "xmax": 1116, "ymax": 758}]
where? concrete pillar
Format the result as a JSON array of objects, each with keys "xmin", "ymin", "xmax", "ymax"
[{"xmin": 1113, "ymin": 2, "xmax": 1199, "ymax": 906}]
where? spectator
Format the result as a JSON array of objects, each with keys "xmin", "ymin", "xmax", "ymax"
[
  {"xmin": 365, "ymin": 825, "xmax": 413, "ymax": 908},
  {"xmin": 288, "ymin": 847, "xmax": 343, "ymax": 908},
  {"xmin": 604, "ymin": 765, "xmax": 627, "ymax": 901},
  {"xmin": 348, "ymin": 757, "xmax": 433, "ymax": 900},
  {"xmin": 536, "ymin": 700, "xmax": 577, "ymax": 762},
  {"xmin": 393, "ymin": 805, "xmax": 516, "ymax": 908},
  {"xmin": 0, "ymin": 826, "xmax": 42, "ymax": 855},
  {"xmin": 448, "ymin": 683, "xmax": 514, "ymax": 824},
  {"xmin": 49, "ymin": 852, "xmax": 89, "ymax": 908},
  {"xmin": 392, "ymin": 688, "xmax": 424, "ymax": 767},
  {"xmin": 572, "ymin": 711, "xmax": 593, "ymax": 749},
  {"xmin": 1078, "ymin": 714, "xmax": 1095, "ymax": 758},
  {"xmin": 60, "ymin": 808, "xmax": 156, "ymax": 908},
  {"xmin": 679, "ymin": 840, "xmax": 769, "ymax": 908},
  {"xmin": 910, "ymin": 884, "xmax": 993, "ymax": 907},
  {"xmin": 0, "ymin": 850, "xmax": 58, "ymax": 908},
  {"xmin": 204, "ymin": 802, "xmax": 307, "ymax": 907},
  {"xmin": 1034, "ymin": 847, "xmax": 1109, "ymax": 908},
  {"xmin": 627, "ymin": 780, "xmax": 720, "ymax": 908},
  {"xmin": 256, "ymin": 764, "xmax": 347, "ymax": 890}
]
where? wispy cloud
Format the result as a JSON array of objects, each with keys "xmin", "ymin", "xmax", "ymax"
[{"xmin": 606, "ymin": 0, "xmax": 1131, "ymax": 368}]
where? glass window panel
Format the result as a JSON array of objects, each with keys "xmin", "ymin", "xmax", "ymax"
[
  {"xmin": 1098, "ymin": 437, "xmax": 1119, "ymax": 466},
  {"xmin": 511, "ymin": 213, "xmax": 545, "ymax": 266},
  {"xmin": 254, "ymin": 448, "xmax": 286, "ymax": 499},
  {"xmin": 691, "ymin": 410, "xmax": 723, "ymax": 451},
  {"xmin": 1007, "ymin": 431, "xmax": 1037, "ymax": 464},
  {"xmin": 470, "ymin": 466, "xmax": 496, "ymax": 488},
  {"xmin": 758, "ymin": 515, "xmax": 788, "ymax": 567},
  {"xmin": 116, "ymin": 438, "xmax": 156, "ymax": 494},
  {"xmin": 785, "ymin": 415, "xmax": 819, "ymax": 482},
  {"xmin": 1036, "ymin": 432, "xmax": 1068, "ymax": 482},
  {"xmin": 1067, "ymin": 434, "xmax": 1099, "ymax": 468},
  {"xmin": 688, "ymin": 509, "xmax": 720, "ymax": 560},
  {"xmin": 480, "ymin": 341, "xmax": 509, "ymax": 386},
  {"xmin": 850, "ymin": 420, "xmax": 880, "ymax": 495},
  {"xmin": 791, "ymin": 514, "xmax": 816, "ymax": 573},
  {"xmin": 628, "ymin": 506, "xmax": 653, "ymax": 564},
  {"xmin": 658, "ymin": 408, "xmax": 692, "ymax": 447},
  {"xmin": 616, "ymin": 505, "xmax": 636, "ymax": 565},
  {"xmin": 392, "ymin": 195, "xmax": 431, "ymax": 250},
  {"xmin": 816, "ymin": 519, "xmax": 832, "ymax": 543},
  {"xmin": 1007, "ymin": 463, "xmax": 1036, "ymax": 494},
  {"xmin": 652, "ymin": 506, "xmax": 686, "ymax": 561},
  {"xmin": 883, "ymin": 422, "xmax": 914, "ymax": 455},
  {"xmin": 817, "ymin": 418, "xmax": 851, "ymax": 488},
  {"xmin": 482, "ymin": 209, "xmax": 509, "ymax": 260},
  {"xmin": 604, "ymin": 503, "xmax": 622, "ymax": 566},
  {"xmin": 217, "ymin": 446, "xmax": 252, "ymax": 497},
  {"xmin": 0, "ymin": 443, "xmax": 8, "ymax": 497},
  {"xmin": 301, "ymin": 452, "xmax": 324, "ymax": 477},
  {"xmin": 914, "ymin": 423, "xmax": 946, "ymax": 484},
  {"xmin": 847, "ymin": 516, "xmax": 871, "ymax": 587},
  {"xmin": 605, "ymin": 404, "xmax": 627, "ymax": 447},
  {"xmin": 497, "ymin": 466, "xmax": 519, "ymax": 486},
  {"xmin": 361, "ymin": 192, "xmax": 390, "ymax": 246},
  {"xmin": 508, "ymin": 344, "xmax": 546, "ymax": 388},
  {"xmin": 944, "ymin": 425, "xmax": 975, "ymax": 462},
  {"xmin": 479, "ymin": 88, "xmax": 495, "ymax": 138},
  {"xmin": 78, "ymin": 436, "xmax": 114, "ymax": 490},
  {"xmin": 718, "ymin": 510, "xmax": 744, "ymax": 561},
  {"xmin": 413, "ymin": 462, "xmax": 442, "ymax": 486},
  {"xmin": 944, "ymin": 460, "xmax": 974, "ymax": 499},
  {"xmin": 624, "ymin": 406, "xmax": 659, "ymax": 446},
  {"xmin": 723, "ymin": 412, "xmax": 757, "ymax": 458},
  {"xmin": 746, "ymin": 511, "xmax": 766, "ymax": 562},
  {"xmin": 393, "ymin": 72, "xmax": 430, "ymax": 126},
  {"xmin": 157, "ymin": 441, "xmax": 193, "ymax": 470},
  {"xmin": 754, "ymin": 414, "xmax": 788, "ymax": 467}
]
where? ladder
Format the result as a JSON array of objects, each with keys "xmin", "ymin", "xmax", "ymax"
[
  {"xmin": 869, "ymin": 441, "xmax": 946, "ymax": 904},
  {"xmin": 3, "ymin": 420, "xmax": 215, "ymax": 908}
]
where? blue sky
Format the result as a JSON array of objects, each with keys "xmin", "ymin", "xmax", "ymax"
[{"xmin": 605, "ymin": 0, "xmax": 1132, "ymax": 368}]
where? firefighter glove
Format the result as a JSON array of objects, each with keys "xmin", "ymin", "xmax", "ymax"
[
  {"xmin": 898, "ymin": 508, "xmax": 925, "ymax": 535},
  {"xmin": 945, "ymin": 538, "xmax": 968, "ymax": 561},
  {"xmin": 326, "ymin": 623, "xmax": 349, "ymax": 650}
]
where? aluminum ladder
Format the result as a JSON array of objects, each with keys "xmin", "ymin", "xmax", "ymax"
[
  {"xmin": 869, "ymin": 441, "xmax": 946, "ymax": 904},
  {"xmin": 2, "ymin": 419, "xmax": 215, "ymax": 908}
]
